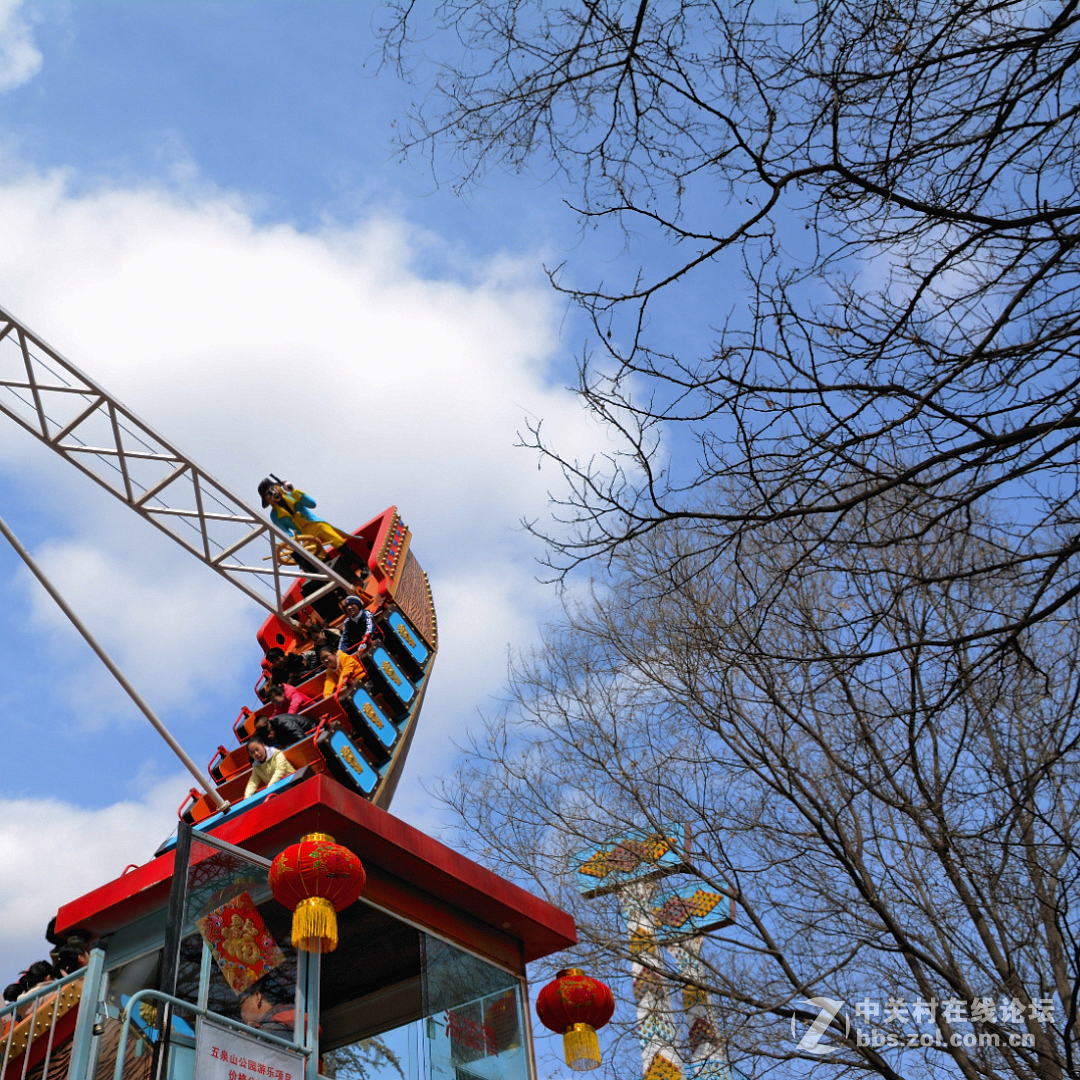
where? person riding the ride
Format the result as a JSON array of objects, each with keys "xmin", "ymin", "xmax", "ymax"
[
  {"xmin": 319, "ymin": 645, "xmax": 364, "ymax": 699},
  {"xmin": 338, "ymin": 595, "xmax": 375, "ymax": 653},
  {"xmin": 243, "ymin": 736, "xmax": 296, "ymax": 799}
]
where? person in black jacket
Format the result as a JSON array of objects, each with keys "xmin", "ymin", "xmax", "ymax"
[
  {"xmin": 253, "ymin": 710, "xmax": 306, "ymax": 748},
  {"xmin": 338, "ymin": 596, "xmax": 374, "ymax": 653}
]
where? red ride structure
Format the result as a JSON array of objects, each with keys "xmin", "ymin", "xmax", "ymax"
[
  {"xmin": 187, "ymin": 501, "xmax": 438, "ymax": 826},
  {"xmin": 0, "ymin": 300, "xmax": 438, "ymax": 829},
  {"xmin": 0, "ymin": 301, "xmax": 613, "ymax": 1080}
]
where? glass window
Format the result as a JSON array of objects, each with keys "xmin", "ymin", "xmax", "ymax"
[
  {"xmin": 181, "ymin": 839, "xmax": 299, "ymax": 1037},
  {"xmin": 323, "ymin": 923, "xmax": 529, "ymax": 1080},
  {"xmin": 422, "ymin": 937, "xmax": 527, "ymax": 1080}
]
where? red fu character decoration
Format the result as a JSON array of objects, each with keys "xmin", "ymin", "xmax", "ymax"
[
  {"xmin": 536, "ymin": 968, "xmax": 615, "ymax": 1071},
  {"xmin": 268, "ymin": 833, "xmax": 365, "ymax": 953}
]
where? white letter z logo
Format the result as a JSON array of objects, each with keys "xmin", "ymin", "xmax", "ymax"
[{"xmin": 791, "ymin": 997, "xmax": 848, "ymax": 1056}]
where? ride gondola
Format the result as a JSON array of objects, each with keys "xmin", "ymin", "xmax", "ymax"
[{"xmin": 179, "ymin": 504, "xmax": 437, "ymax": 828}]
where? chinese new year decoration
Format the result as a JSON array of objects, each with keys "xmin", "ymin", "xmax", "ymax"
[
  {"xmin": 535, "ymin": 968, "xmax": 615, "ymax": 1071},
  {"xmin": 268, "ymin": 832, "xmax": 366, "ymax": 953},
  {"xmin": 196, "ymin": 890, "xmax": 285, "ymax": 992}
]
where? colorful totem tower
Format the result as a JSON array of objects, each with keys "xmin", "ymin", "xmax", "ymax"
[{"xmin": 572, "ymin": 826, "xmax": 736, "ymax": 1080}]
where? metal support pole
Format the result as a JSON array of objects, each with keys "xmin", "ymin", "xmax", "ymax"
[
  {"xmin": 66, "ymin": 949, "xmax": 106, "ymax": 1080},
  {"xmin": 0, "ymin": 514, "xmax": 227, "ymax": 809},
  {"xmin": 293, "ymin": 951, "xmax": 308, "ymax": 1047},
  {"xmin": 303, "ymin": 952, "xmax": 321, "ymax": 1080},
  {"xmin": 159, "ymin": 820, "xmax": 193, "ymax": 1000},
  {"xmin": 153, "ymin": 821, "xmax": 193, "ymax": 1080},
  {"xmin": 197, "ymin": 941, "xmax": 213, "ymax": 1011}
]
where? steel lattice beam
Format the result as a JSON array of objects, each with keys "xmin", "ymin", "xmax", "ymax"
[{"xmin": 0, "ymin": 303, "xmax": 355, "ymax": 624}]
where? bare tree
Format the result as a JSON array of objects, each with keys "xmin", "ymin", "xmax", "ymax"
[
  {"xmin": 322, "ymin": 1039, "xmax": 404, "ymax": 1080},
  {"xmin": 382, "ymin": 0, "xmax": 1080, "ymax": 660},
  {"xmin": 439, "ymin": 501, "xmax": 1080, "ymax": 1080}
]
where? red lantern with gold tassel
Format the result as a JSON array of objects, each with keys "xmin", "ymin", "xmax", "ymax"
[
  {"xmin": 268, "ymin": 832, "xmax": 365, "ymax": 953},
  {"xmin": 536, "ymin": 968, "xmax": 615, "ymax": 1071}
]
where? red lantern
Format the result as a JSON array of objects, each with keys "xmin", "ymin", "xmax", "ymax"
[
  {"xmin": 536, "ymin": 968, "xmax": 615, "ymax": 1071},
  {"xmin": 268, "ymin": 832, "xmax": 365, "ymax": 953}
]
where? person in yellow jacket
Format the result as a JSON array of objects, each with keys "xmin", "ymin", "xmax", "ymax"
[
  {"xmin": 244, "ymin": 736, "xmax": 296, "ymax": 799},
  {"xmin": 319, "ymin": 645, "xmax": 365, "ymax": 698}
]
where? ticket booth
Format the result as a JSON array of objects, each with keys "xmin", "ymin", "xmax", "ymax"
[{"xmin": 14, "ymin": 775, "xmax": 576, "ymax": 1080}]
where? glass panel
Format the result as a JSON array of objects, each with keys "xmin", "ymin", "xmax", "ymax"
[
  {"xmin": 325, "ymin": 932, "xmax": 528, "ymax": 1080},
  {"xmin": 182, "ymin": 839, "xmax": 299, "ymax": 1037},
  {"xmin": 421, "ymin": 938, "xmax": 527, "ymax": 1080},
  {"xmin": 323, "ymin": 1028, "xmax": 416, "ymax": 1080},
  {"xmin": 89, "ymin": 839, "xmax": 309, "ymax": 1080}
]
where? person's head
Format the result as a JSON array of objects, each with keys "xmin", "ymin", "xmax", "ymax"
[
  {"xmin": 45, "ymin": 918, "xmax": 92, "ymax": 952},
  {"xmin": 3, "ymin": 983, "xmax": 21, "ymax": 1003},
  {"xmin": 53, "ymin": 945, "xmax": 88, "ymax": 976},
  {"xmin": 246, "ymin": 737, "xmax": 269, "ymax": 764},
  {"xmin": 266, "ymin": 684, "xmax": 286, "ymax": 703},
  {"xmin": 265, "ymin": 647, "xmax": 285, "ymax": 664},
  {"xmin": 21, "ymin": 961, "xmax": 55, "ymax": 992},
  {"xmin": 238, "ymin": 974, "xmax": 292, "ymax": 1026},
  {"xmin": 318, "ymin": 646, "xmax": 338, "ymax": 671},
  {"xmin": 342, "ymin": 596, "xmax": 362, "ymax": 616}
]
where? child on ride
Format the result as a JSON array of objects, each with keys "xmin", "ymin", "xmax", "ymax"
[{"xmin": 338, "ymin": 595, "xmax": 374, "ymax": 653}]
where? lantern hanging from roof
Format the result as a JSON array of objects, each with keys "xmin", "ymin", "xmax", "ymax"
[
  {"xmin": 536, "ymin": 968, "xmax": 615, "ymax": 1071},
  {"xmin": 268, "ymin": 832, "xmax": 365, "ymax": 953}
]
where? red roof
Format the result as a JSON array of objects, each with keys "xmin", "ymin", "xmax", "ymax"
[{"xmin": 55, "ymin": 774, "xmax": 576, "ymax": 969}]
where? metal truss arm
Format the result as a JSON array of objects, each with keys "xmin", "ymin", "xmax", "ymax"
[{"xmin": 0, "ymin": 303, "xmax": 356, "ymax": 623}]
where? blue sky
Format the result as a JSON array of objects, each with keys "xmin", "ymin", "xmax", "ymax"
[
  {"xmin": 0, "ymin": 0, "xmax": 604, "ymax": 973},
  {"xmin": 4, "ymin": 2, "xmax": 569, "ymax": 249}
]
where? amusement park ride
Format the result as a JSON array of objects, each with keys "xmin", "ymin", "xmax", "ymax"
[
  {"xmin": 0, "ymin": 302, "xmax": 728, "ymax": 1080},
  {"xmin": 0, "ymin": 303, "xmax": 602, "ymax": 1080}
]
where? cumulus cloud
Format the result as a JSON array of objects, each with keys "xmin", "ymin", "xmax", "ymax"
[
  {"xmin": 0, "ymin": 174, "xmax": 595, "ymax": 736},
  {"xmin": 0, "ymin": 165, "xmax": 599, "ymax": 967},
  {"xmin": 0, "ymin": 162, "xmax": 604, "ymax": 980},
  {"xmin": 21, "ymin": 535, "xmax": 252, "ymax": 723},
  {"xmin": 0, "ymin": 0, "xmax": 41, "ymax": 91},
  {"xmin": 0, "ymin": 775, "xmax": 189, "ymax": 972}
]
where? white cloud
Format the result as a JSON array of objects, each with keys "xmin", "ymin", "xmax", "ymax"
[
  {"xmin": 0, "ymin": 776, "xmax": 189, "ymax": 977},
  {"xmin": 0, "ymin": 167, "xmax": 601, "ymax": 827},
  {"xmin": 21, "ymin": 534, "xmax": 253, "ymax": 723},
  {"xmin": 0, "ymin": 0, "xmax": 41, "ymax": 92},
  {"xmin": 0, "ymin": 165, "xmax": 605, "ymax": 972}
]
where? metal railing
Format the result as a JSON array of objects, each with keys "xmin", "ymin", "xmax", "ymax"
[
  {"xmin": 0, "ymin": 949, "xmax": 105, "ymax": 1080},
  {"xmin": 0, "ymin": 952, "xmax": 313, "ymax": 1080},
  {"xmin": 110, "ymin": 988, "xmax": 311, "ymax": 1080}
]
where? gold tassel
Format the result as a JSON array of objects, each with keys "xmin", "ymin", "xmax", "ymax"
[
  {"xmin": 292, "ymin": 895, "xmax": 338, "ymax": 953},
  {"xmin": 563, "ymin": 1023, "xmax": 601, "ymax": 1072}
]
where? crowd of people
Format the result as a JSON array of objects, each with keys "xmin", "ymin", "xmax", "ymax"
[
  {"xmin": 244, "ymin": 595, "xmax": 376, "ymax": 798},
  {"xmin": 3, "ymin": 922, "xmax": 93, "ymax": 1016},
  {"xmin": 241, "ymin": 481, "xmax": 378, "ymax": 801}
]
